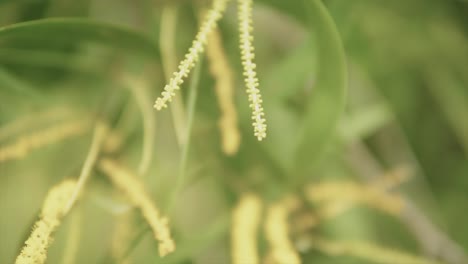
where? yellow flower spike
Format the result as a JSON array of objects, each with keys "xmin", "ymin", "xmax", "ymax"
[
  {"xmin": 231, "ymin": 193, "xmax": 262, "ymax": 264},
  {"xmin": 372, "ymin": 166, "xmax": 412, "ymax": 190},
  {"xmin": 98, "ymin": 158, "xmax": 175, "ymax": 257},
  {"xmin": 154, "ymin": 0, "xmax": 230, "ymax": 110},
  {"xmin": 0, "ymin": 107, "xmax": 73, "ymax": 142},
  {"xmin": 16, "ymin": 180, "xmax": 77, "ymax": 264},
  {"xmin": 305, "ymin": 181, "xmax": 405, "ymax": 217},
  {"xmin": 264, "ymin": 196, "xmax": 301, "ymax": 264},
  {"xmin": 237, "ymin": 0, "xmax": 267, "ymax": 141},
  {"xmin": 0, "ymin": 120, "xmax": 89, "ymax": 163},
  {"xmin": 206, "ymin": 28, "xmax": 241, "ymax": 155}
]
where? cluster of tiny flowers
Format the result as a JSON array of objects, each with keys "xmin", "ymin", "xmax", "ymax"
[
  {"xmin": 264, "ymin": 197, "xmax": 301, "ymax": 264},
  {"xmin": 0, "ymin": 120, "xmax": 88, "ymax": 162},
  {"xmin": 206, "ymin": 29, "xmax": 241, "ymax": 155},
  {"xmin": 306, "ymin": 181, "xmax": 404, "ymax": 217},
  {"xmin": 231, "ymin": 193, "xmax": 262, "ymax": 264},
  {"xmin": 154, "ymin": 0, "xmax": 230, "ymax": 110},
  {"xmin": 237, "ymin": 0, "xmax": 266, "ymax": 140},
  {"xmin": 99, "ymin": 158, "xmax": 175, "ymax": 257},
  {"xmin": 16, "ymin": 180, "xmax": 77, "ymax": 264},
  {"xmin": 154, "ymin": 0, "xmax": 267, "ymax": 141}
]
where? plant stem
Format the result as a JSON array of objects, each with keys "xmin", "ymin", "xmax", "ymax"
[{"xmin": 165, "ymin": 59, "xmax": 203, "ymax": 213}]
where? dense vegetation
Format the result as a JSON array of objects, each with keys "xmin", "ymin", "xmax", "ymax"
[{"xmin": 0, "ymin": 0, "xmax": 467, "ymax": 263}]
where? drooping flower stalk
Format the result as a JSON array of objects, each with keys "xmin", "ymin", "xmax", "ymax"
[
  {"xmin": 206, "ymin": 28, "xmax": 241, "ymax": 155},
  {"xmin": 99, "ymin": 158, "xmax": 175, "ymax": 257},
  {"xmin": 305, "ymin": 181, "xmax": 404, "ymax": 217},
  {"xmin": 231, "ymin": 193, "xmax": 262, "ymax": 264},
  {"xmin": 16, "ymin": 180, "xmax": 77, "ymax": 264},
  {"xmin": 0, "ymin": 120, "xmax": 89, "ymax": 163},
  {"xmin": 264, "ymin": 196, "xmax": 301, "ymax": 264},
  {"xmin": 238, "ymin": 0, "xmax": 267, "ymax": 141},
  {"xmin": 154, "ymin": 0, "xmax": 230, "ymax": 110}
]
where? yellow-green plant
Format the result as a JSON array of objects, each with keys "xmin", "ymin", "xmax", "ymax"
[
  {"xmin": 231, "ymin": 193, "xmax": 263, "ymax": 264},
  {"xmin": 1, "ymin": 0, "xmax": 467, "ymax": 263},
  {"xmin": 237, "ymin": 0, "xmax": 267, "ymax": 140},
  {"xmin": 99, "ymin": 158, "xmax": 175, "ymax": 257},
  {"xmin": 154, "ymin": 0, "xmax": 267, "ymax": 140},
  {"xmin": 206, "ymin": 28, "xmax": 241, "ymax": 155},
  {"xmin": 16, "ymin": 180, "xmax": 77, "ymax": 264},
  {"xmin": 153, "ymin": 0, "xmax": 230, "ymax": 111},
  {"xmin": 264, "ymin": 196, "xmax": 301, "ymax": 264}
]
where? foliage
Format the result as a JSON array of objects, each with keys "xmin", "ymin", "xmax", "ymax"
[{"xmin": 0, "ymin": 0, "xmax": 467, "ymax": 263}]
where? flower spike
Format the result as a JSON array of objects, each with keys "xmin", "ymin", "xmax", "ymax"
[
  {"xmin": 154, "ymin": 0, "xmax": 230, "ymax": 110},
  {"xmin": 16, "ymin": 180, "xmax": 77, "ymax": 264},
  {"xmin": 231, "ymin": 193, "xmax": 262, "ymax": 264},
  {"xmin": 238, "ymin": 0, "xmax": 267, "ymax": 140},
  {"xmin": 99, "ymin": 159, "xmax": 175, "ymax": 257}
]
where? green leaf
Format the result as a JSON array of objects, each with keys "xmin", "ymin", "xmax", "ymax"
[
  {"xmin": 155, "ymin": 213, "xmax": 230, "ymax": 264},
  {"xmin": 293, "ymin": 0, "xmax": 347, "ymax": 177},
  {"xmin": 258, "ymin": 0, "xmax": 347, "ymax": 179},
  {"xmin": 258, "ymin": 38, "xmax": 316, "ymax": 175},
  {"xmin": 339, "ymin": 103, "xmax": 392, "ymax": 143},
  {"xmin": 425, "ymin": 68, "xmax": 468, "ymax": 156},
  {"xmin": 0, "ymin": 48, "xmax": 99, "ymax": 73},
  {"xmin": 0, "ymin": 18, "xmax": 160, "ymax": 59},
  {"xmin": 0, "ymin": 67, "xmax": 44, "ymax": 100}
]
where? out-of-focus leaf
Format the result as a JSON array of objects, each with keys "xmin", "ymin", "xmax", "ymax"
[
  {"xmin": 0, "ymin": 48, "xmax": 99, "ymax": 73},
  {"xmin": 253, "ymin": 38, "xmax": 316, "ymax": 177},
  {"xmin": 339, "ymin": 103, "xmax": 392, "ymax": 143},
  {"xmin": 0, "ymin": 67, "xmax": 44, "ymax": 101},
  {"xmin": 293, "ymin": 0, "xmax": 347, "ymax": 176},
  {"xmin": 0, "ymin": 18, "xmax": 160, "ymax": 59},
  {"xmin": 425, "ymin": 68, "xmax": 468, "ymax": 156},
  {"xmin": 257, "ymin": 0, "xmax": 347, "ymax": 179},
  {"xmin": 154, "ymin": 214, "xmax": 230, "ymax": 264}
]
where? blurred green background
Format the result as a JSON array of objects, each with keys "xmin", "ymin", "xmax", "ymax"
[{"xmin": 0, "ymin": 0, "xmax": 467, "ymax": 263}]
